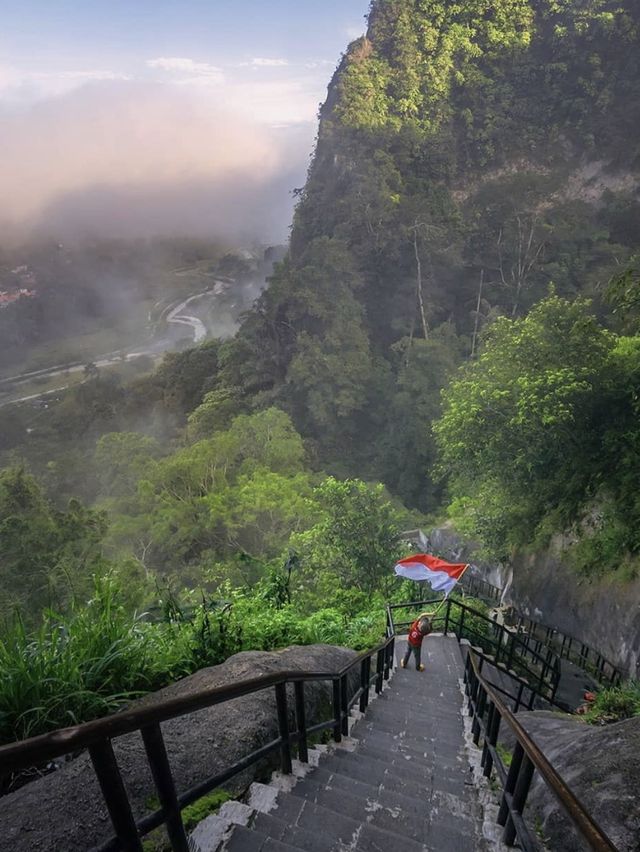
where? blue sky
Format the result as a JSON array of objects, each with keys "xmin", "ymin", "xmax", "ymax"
[
  {"xmin": 0, "ymin": 1, "xmax": 371, "ymax": 240},
  {"xmin": 1, "ymin": 0, "xmax": 370, "ymax": 118}
]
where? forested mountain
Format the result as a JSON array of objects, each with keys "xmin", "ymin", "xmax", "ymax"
[
  {"xmin": 213, "ymin": 0, "xmax": 640, "ymax": 509},
  {"xmin": 2, "ymin": 0, "xmax": 640, "ymax": 741}
]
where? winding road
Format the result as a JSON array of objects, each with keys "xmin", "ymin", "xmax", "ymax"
[
  {"xmin": 164, "ymin": 292, "xmax": 209, "ymax": 343},
  {"xmin": 0, "ymin": 286, "xmax": 220, "ymax": 408}
]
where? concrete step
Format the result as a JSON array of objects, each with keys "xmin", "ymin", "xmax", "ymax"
[
  {"xmin": 357, "ymin": 737, "xmax": 469, "ymax": 772},
  {"xmin": 351, "ymin": 723, "xmax": 467, "ymax": 755},
  {"xmin": 259, "ymin": 791, "xmax": 433, "ymax": 852},
  {"xmin": 288, "ymin": 772, "xmax": 431, "ymax": 815},
  {"xmin": 353, "ymin": 741, "xmax": 468, "ymax": 776},
  {"xmin": 219, "ymin": 636, "xmax": 482, "ymax": 852},
  {"xmin": 251, "ymin": 810, "xmax": 431, "ymax": 852},
  {"xmin": 223, "ymin": 824, "xmax": 302, "ymax": 852},
  {"xmin": 322, "ymin": 742, "xmax": 475, "ymax": 801},
  {"xmin": 322, "ymin": 746, "xmax": 432, "ymax": 784}
]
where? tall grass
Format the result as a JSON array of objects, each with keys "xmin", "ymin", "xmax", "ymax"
[
  {"xmin": 0, "ymin": 578, "xmax": 388, "ymax": 747},
  {"xmin": 586, "ymin": 680, "xmax": 640, "ymax": 724},
  {"xmin": 0, "ymin": 577, "xmax": 153, "ymax": 743}
]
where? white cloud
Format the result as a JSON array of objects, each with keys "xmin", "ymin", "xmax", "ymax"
[
  {"xmin": 250, "ymin": 58, "xmax": 289, "ymax": 67},
  {"xmin": 346, "ymin": 25, "xmax": 365, "ymax": 40},
  {"xmin": 146, "ymin": 57, "xmax": 224, "ymax": 82},
  {"xmin": 304, "ymin": 60, "xmax": 335, "ymax": 69},
  {"xmin": 43, "ymin": 70, "xmax": 131, "ymax": 82},
  {"xmin": 0, "ymin": 65, "xmax": 131, "ymax": 100},
  {"xmin": 0, "ymin": 65, "xmax": 22, "ymax": 91}
]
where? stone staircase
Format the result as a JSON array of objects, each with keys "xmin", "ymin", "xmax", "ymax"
[{"xmin": 191, "ymin": 635, "xmax": 487, "ymax": 852}]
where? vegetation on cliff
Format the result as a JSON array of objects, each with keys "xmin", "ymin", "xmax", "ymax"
[
  {"xmin": 2, "ymin": 0, "xmax": 640, "ymax": 741},
  {"xmin": 434, "ymin": 295, "xmax": 640, "ymax": 573}
]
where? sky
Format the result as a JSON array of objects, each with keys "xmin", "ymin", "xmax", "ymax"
[{"xmin": 0, "ymin": 0, "xmax": 370, "ymax": 243}]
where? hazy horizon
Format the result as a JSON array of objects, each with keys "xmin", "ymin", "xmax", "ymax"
[{"xmin": 0, "ymin": 0, "xmax": 369, "ymax": 245}]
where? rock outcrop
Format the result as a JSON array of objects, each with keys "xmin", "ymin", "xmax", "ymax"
[
  {"xmin": 0, "ymin": 643, "xmax": 357, "ymax": 852},
  {"xmin": 430, "ymin": 523, "xmax": 640, "ymax": 680},
  {"xmin": 520, "ymin": 712, "xmax": 640, "ymax": 852}
]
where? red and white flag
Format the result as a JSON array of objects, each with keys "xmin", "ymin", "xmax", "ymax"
[{"xmin": 394, "ymin": 553, "xmax": 468, "ymax": 596}]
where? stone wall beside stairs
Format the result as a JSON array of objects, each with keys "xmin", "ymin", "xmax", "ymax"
[{"xmin": 430, "ymin": 524, "xmax": 640, "ymax": 679}]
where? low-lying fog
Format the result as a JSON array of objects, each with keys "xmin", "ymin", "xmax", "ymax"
[{"xmin": 0, "ymin": 80, "xmax": 315, "ymax": 245}]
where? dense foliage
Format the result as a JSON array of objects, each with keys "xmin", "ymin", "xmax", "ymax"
[
  {"xmin": 2, "ymin": 0, "xmax": 640, "ymax": 746},
  {"xmin": 171, "ymin": 0, "xmax": 640, "ymax": 511},
  {"xmin": 0, "ymin": 575, "xmax": 390, "ymax": 746},
  {"xmin": 435, "ymin": 295, "xmax": 640, "ymax": 573}
]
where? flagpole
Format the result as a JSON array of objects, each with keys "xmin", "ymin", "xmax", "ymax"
[{"xmin": 422, "ymin": 564, "xmax": 470, "ymax": 618}]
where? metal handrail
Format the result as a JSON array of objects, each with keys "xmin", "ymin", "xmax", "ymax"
[
  {"xmin": 388, "ymin": 598, "xmax": 562, "ymax": 702},
  {"xmin": 0, "ymin": 602, "xmax": 618, "ymax": 852},
  {"xmin": 456, "ymin": 574, "xmax": 622, "ymax": 687},
  {"xmin": 464, "ymin": 648, "xmax": 618, "ymax": 851},
  {"xmin": 515, "ymin": 615, "xmax": 622, "ymax": 687},
  {"xmin": 0, "ymin": 642, "xmax": 388, "ymax": 773},
  {"xmin": 0, "ymin": 632, "xmax": 396, "ymax": 852}
]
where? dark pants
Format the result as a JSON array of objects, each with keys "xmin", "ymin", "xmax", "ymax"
[{"xmin": 403, "ymin": 643, "xmax": 422, "ymax": 669}]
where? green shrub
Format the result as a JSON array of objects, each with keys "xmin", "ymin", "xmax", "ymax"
[{"xmin": 586, "ymin": 681, "xmax": 640, "ymax": 724}]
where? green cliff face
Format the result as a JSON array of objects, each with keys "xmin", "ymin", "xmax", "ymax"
[{"xmin": 224, "ymin": 0, "xmax": 640, "ymax": 510}]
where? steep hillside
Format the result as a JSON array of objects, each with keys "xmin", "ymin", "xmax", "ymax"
[{"xmin": 217, "ymin": 0, "xmax": 639, "ymax": 510}]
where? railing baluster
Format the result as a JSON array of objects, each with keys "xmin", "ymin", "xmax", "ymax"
[
  {"xmin": 275, "ymin": 682, "xmax": 292, "ymax": 774},
  {"xmin": 294, "ymin": 681, "xmax": 308, "ymax": 764},
  {"xmin": 503, "ymin": 754, "xmax": 535, "ymax": 846},
  {"xmin": 498, "ymin": 742, "xmax": 524, "ymax": 826},
  {"xmin": 359, "ymin": 658, "xmax": 368, "ymax": 713},
  {"xmin": 514, "ymin": 681, "xmax": 524, "ymax": 713},
  {"xmin": 506, "ymin": 632, "xmax": 515, "ymax": 672},
  {"xmin": 89, "ymin": 739, "xmax": 143, "ymax": 851},
  {"xmin": 141, "ymin": 724, "xmax": 189, "ymax": 852},
  {"xmin": 332, "ymin": 678, "xmax": 342, "ymax": 742},
  {"xmin": 375, "ymin": 648, "xmax": 384, "ymax": 694},
  {"xmin": 340, "ymin": 675, "xmax": 349, "ymax": 736},
  {"xmin": 483, "ymin": 705, "xmax": 501, "ymax": 778},
  {"xmin": 481, "ymin": 703, "xmax": 494, "ymax": 769}
]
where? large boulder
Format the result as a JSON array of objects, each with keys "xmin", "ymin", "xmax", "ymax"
[
  {"xmin": 0, "ymin": 643, "xmax": 357, "ymax": 852},
  {"xmin": 519, "ymin": 711, "xmax": 640, "ymax": 852}
]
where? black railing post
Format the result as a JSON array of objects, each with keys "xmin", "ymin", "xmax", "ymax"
[
  {"xmin": 472, "ymin": 685, "xmax": 486, "ymax": 745},
  {"xmin": 364, "ymin": 655, "xmax": 371, "ymax": 709},
  {"xmin": 340, "ymin": 675, "xmax": 349, "ymax": 736},
  {"xmin": 467, "ymin": 665, "xmax": 477, "ymax": 717},
  {"xmin": 537, "ymin": 659, "xmax": 547, "ymax": 700},
  {"xmin": 332, "ymin": 678, "xmax": 342, "ymax": 742},
  {"xmin": 483, "ymin": 705, "xmax": 501, "ymax": 778},
  {"xmin": 481, "ymin": 703, "xmax": 494, "ymax": 770},
  {"xmin": 580, "ymin": 643, "xmax": 588, "ymax": 668},
  {"xmin": 506, "ymin": 632, "xmax": 515, "ymax": 672},
  {"xmin": 458, "ymin": 606, "xmax": 466, "ymax": 641},
  {"xmin": 294, "ymin": 681, "xmax": 308, "ymax": 764},
  {"xmin": 498, "ymin": 742, "xmax": 524, "ymax": 826},
  {"xmin": 514, "ymin": 681, "xmax": 524, "ymax": 714},
  {"xmin": 141, "ymin": 724, "xmax": 189, "ymax": 852},
  {"xmin": 503, "ymin": 754, "xmax": 535, "ymax": 846},
  {"xmin": 275, "ymin": 682, "xmax": 292, "ymax": 775},
  {"xmin": 359, "ymin": 658, "xmax": 368, "ymax": 713},
  {"xmin": 375, "ymin": 648, "xmax": 384, "ymax": 694},
  {"xmin": 89, "ymin": 739, "xmax": 143, "ymax": 851}
]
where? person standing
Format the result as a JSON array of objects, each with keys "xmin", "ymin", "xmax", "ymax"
[{"xmin": 400, "ymin": 614, "xmax": 432, "ymax": 671}]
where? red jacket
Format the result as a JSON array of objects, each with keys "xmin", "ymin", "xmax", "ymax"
[{"xmin": 408, "ymin": 619, "xmax": 425, "ymax": 648}]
